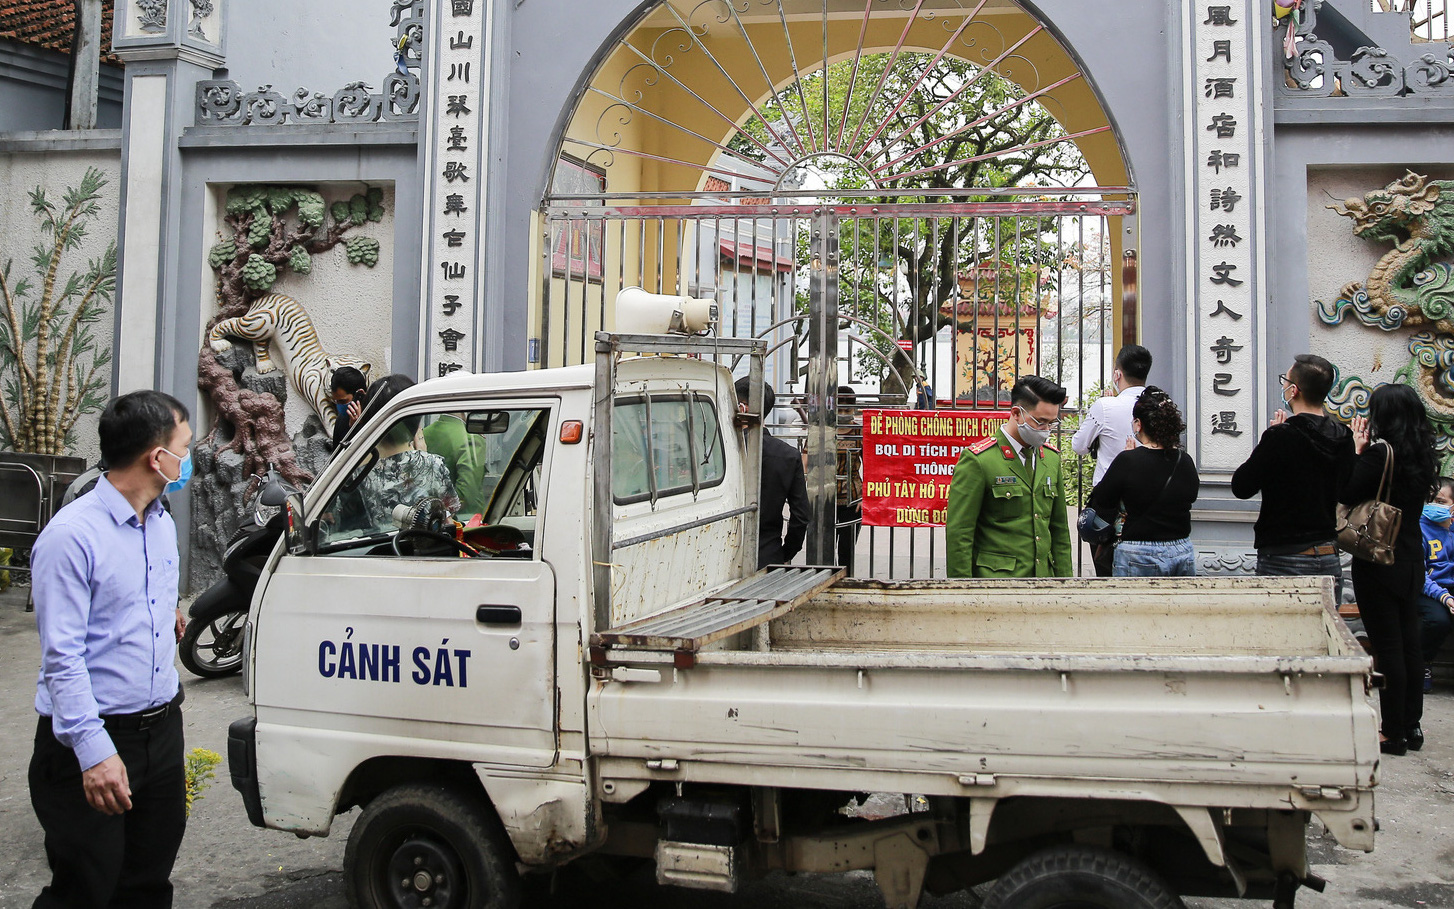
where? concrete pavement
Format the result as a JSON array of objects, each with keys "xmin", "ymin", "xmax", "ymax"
[{"xmin": 0, "ymin": 582, "xmax": 1450, "ymax": 908}]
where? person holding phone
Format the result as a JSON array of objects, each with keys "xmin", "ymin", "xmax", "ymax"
[{"xmin": 329, "ymin": 366, "xmax": 369, "ymax": 450}]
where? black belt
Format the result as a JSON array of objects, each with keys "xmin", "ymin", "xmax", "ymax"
[{"xmin": 101, "ymin": 688, "xmax": 184, "ymax": 732}]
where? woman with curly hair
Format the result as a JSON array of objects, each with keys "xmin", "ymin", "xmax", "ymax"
[
  {"xmin": 1085, "ymin": 387, "xmax": 1200, "ymax": 577},
  {"xmin": 1343, "ymin": 384, "xmax": 1438, "ymax": 754}
]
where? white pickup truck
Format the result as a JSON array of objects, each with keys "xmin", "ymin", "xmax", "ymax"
[{"xmin": 229, "ymin": 332, "xmax": 1379, "ymax": 909}]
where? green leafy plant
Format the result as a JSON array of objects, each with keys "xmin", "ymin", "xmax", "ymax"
[
  {"xmin": 0, "ymin": 167, "xmax": 114, "ymax": 453},
  {"xmin": 185, "ymin": 747, "xmax": 223, "ymax": 816}
]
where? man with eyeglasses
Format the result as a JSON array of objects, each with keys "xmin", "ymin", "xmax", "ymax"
[
  {"xmin": 947, "ymin": 376, "xmax": 1073, "ymax": 578},
  {"xmin": 1231, "ymin": 354, "xmax": 1355, "ymax": 600}
]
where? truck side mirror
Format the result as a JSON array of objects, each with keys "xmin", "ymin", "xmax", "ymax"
[{"xmin": 284, "ymin": 493, "xmax": 312, "ymax": 555}]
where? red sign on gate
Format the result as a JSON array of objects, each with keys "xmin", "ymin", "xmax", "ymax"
[{"xmin": 860, "ymin": 409, "xmax": 1010, "ymax": 527}]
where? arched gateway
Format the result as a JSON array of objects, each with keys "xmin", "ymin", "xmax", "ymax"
[{"xmin": 539, "ymin": 0, "xmax": 1136, "ymax": 574}]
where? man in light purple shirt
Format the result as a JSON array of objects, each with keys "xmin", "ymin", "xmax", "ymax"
[{"xmin": 30, "ymin": 390, "xmax": 192, "ymax": 908}]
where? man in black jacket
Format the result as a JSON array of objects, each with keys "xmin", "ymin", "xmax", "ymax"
[
  {"xmin": 736, "ymin": 377, "xmax": 810, "ymax": 569},
  {"xmin": 1231, "ymin": 354, "xmax": 1355, "ymax": 599}
]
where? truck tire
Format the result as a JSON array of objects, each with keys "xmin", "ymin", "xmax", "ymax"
[
  {"xmin": 345, "ymin": 783, "xmax": 520, "ymax": 909},
  {"xmin": 983, "ymin": 845, "xmax": 1186, "ymax": 909}
]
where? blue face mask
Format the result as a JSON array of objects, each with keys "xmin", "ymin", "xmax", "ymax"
[
  {"xmin": 1423, "ymin": 503, "xmax": 1452, "ymax": 523},
  {"xmin": 156, "ymin": 447, "xmax": 193, "ymax": 495}
]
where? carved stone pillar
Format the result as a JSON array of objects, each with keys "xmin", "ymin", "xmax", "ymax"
[{"xmin": 109, "ymin": 0, "xmax": 226, "ymax": 393}]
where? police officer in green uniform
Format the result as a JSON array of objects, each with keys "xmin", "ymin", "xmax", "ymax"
[{"xmin": 946, "ymin": 376, "xmax": 1073, "ymax": 578}]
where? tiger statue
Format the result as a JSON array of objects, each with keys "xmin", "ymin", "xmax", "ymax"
[{"xmin": 208, "ymin": 293, "xmax": 371, "ymax": 431}]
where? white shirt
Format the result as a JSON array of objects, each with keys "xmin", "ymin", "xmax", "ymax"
[
  {"xmin": 1000, "ymin": 426, "xmax": 1034, "ymax": 471},
  {"xmin": 1071, "ymin": 385, "xmax": 1146, "ymax": 486}
]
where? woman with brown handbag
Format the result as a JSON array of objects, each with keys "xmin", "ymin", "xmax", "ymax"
[{"xmin": 1343, "ymin": 384, "xmax": 1438, "ymax": 755}]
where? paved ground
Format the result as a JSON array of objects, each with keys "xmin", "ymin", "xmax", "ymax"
[{"xmin": 1, "ymin": 582, "xmax": 1452, "ymax": 908}]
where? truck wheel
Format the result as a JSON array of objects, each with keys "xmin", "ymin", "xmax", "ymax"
[
  {"xmin": 984, "ymin": 845, "xmax": 1186, "ymax": 909},
  {"xmin": 345, "ymin": 783, "xmax": 520, "ymax": 909},
  {"xmin": 179, "ymin": 610, "xmax": 246, "ymax": 678}
]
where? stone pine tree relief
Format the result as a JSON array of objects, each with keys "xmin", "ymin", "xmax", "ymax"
[
  {"xmin": 198, "ymin": 185, "xmax": 383, "ymax": 482},
  {"xmin": 1316, "ymin": 171, "xmax": 1454, "ymax": 469},
  {"xmin": 192, "ymin": 185, "xmax": 384, "ymax": 588},
  {"xmin": 0, "ymin": 167, "xmax": 114, "ymax": 455}
]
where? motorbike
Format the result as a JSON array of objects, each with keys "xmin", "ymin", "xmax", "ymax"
[{"xmin": 181, "ymin": 468, "xmax": 294, "ymax": 678}]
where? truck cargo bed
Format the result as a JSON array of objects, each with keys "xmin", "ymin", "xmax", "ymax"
[{"xmin": 589, "ymin": 577, "xmax": 1378, "ymax": 849}]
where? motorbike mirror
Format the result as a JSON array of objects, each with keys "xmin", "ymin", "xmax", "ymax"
[
  {"xmin": 260, "ymin": 478, "xmax": 290, "ymax": 508},
  {"xmin": 284, "ymin": 493, "xmax": 312, "ymax": 555}
]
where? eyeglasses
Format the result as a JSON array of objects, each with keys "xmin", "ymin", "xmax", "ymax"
[
  {"xmin": 1017, "ymin": 409, "xmax": 1061, "ymax": 431},
  {"xmin": 1277, "ymin": 374, "xmax": 1293, "ymax": 387}
]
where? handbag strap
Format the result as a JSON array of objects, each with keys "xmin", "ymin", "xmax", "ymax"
[{"xmin": 1371, "ymin": 441, "xmax": 1395, "ymax": 504}]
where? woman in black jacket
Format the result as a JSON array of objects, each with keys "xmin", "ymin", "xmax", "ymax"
[
  {"xmin": 1086, "ymin": 387, "xmax": 1200, "ymax": 577},
  {"xmin": 1343, "ymin": 384, "xmax": 1438, "ymax": 754}
]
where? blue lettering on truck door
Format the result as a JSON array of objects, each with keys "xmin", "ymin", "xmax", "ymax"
[{"xmin": 317, "ymin": 632, "xmax": 469, "ymax": 687}]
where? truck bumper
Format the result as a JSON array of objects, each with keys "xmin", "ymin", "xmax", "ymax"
[{"xmin": 228, "ymin": 715, "xmax": 266, "ymax": 828}]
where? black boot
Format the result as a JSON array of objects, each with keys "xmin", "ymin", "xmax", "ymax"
[{"xmin": 1407, "ymin": 725, "xmax": 1425, "ymax": 751}]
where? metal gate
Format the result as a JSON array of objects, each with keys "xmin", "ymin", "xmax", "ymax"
[{"xmin": 542, "ymin": 187, "xmax": 1136, "ymax": 578}]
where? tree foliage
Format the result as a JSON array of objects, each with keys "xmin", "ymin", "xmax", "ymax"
[
  {"xmin": 0, "ymin": 167, "xmax": 114, "ymax": 453},
  {"xmin": 735, "ymin": 52, "xmax": 1094, "ymax": 397}
]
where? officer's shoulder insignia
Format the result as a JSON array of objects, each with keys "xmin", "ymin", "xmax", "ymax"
[
  {"xmin": 968, "ymin": 437, "xmax": 997, "ymax": 455},
  {"xmin": 1041, "ymin": 442, "xmax": 1059, "ymax": 454}
]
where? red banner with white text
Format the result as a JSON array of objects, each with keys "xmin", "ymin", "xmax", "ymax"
[{"xmin": 860, "ymin": 409, "xmax": 1010, "ymax": 527}]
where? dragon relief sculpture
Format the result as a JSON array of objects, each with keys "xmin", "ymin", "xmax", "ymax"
[
  {"xmin": 1319, "ymin": 171, "xmax": 1454, "ymax": 333},
  {"xmin": 1317, "ymin": 170, "xmax": 1454, "ymax": 469}
]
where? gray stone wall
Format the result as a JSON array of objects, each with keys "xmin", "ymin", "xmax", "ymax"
[{"xmin": 0, "ymin": 38, "xmax": 124, "ymax": 132}]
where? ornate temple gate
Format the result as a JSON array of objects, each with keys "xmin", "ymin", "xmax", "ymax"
[
  {"xmin": 535, "ymin": 0, "xmax": 1138, "ymax": 577},
  {"xmin": 542, "ymin": 188, "xmax": 1135, "ymax": 577}
]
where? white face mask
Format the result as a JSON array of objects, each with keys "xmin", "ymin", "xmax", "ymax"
[{"xmin": 1018, "ymin": 423, "xmax": 1050, "ymax": 449}]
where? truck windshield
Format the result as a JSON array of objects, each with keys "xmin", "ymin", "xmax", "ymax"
[{"xmin": 315, "ymin": 406, "xmax": 551, "ymax": 553}]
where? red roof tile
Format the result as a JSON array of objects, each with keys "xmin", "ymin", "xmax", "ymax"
[{"xmin": 0, "ymin": 0, "xmax": 122, "ymax": 66}]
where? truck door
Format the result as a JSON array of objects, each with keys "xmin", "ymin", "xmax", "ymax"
[{"xmin": 252, "ymin": 401, "xmax": 558, "ymax": 768}]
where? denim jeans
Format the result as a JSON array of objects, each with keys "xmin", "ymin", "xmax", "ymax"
[
  {"xmin": 1114, "ymin": 539, "xmax": 1195, "ymax": 577},
  {"xmin": 1257, "ymin": 548, "xmax": 1343, "ymax": 604}
]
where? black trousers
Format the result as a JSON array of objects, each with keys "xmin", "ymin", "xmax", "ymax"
[
  {"xmin": 30, "ymin": 707, "xmax": 187, "ymax": 908},
  {"xmin": 1351, "ymin": 557, "xmax": 1424, "ymax": 738},
  {"xmin": 836, "ymin": 506, "xmax": 861, "ymax": 575}
]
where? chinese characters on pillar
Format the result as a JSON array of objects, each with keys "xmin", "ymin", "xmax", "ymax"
[
  {"xmin": 1189, "ymin": 1, "xmax": 1263, "ymax": 468},
  {"xmin": 423, "ymin": 0, "xmax": 488, "ymax": 377}
]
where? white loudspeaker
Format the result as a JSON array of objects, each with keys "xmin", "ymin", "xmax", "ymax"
[{"xmin": 615, "ymin": 286, "xmax": 718, "ymax": 335}]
